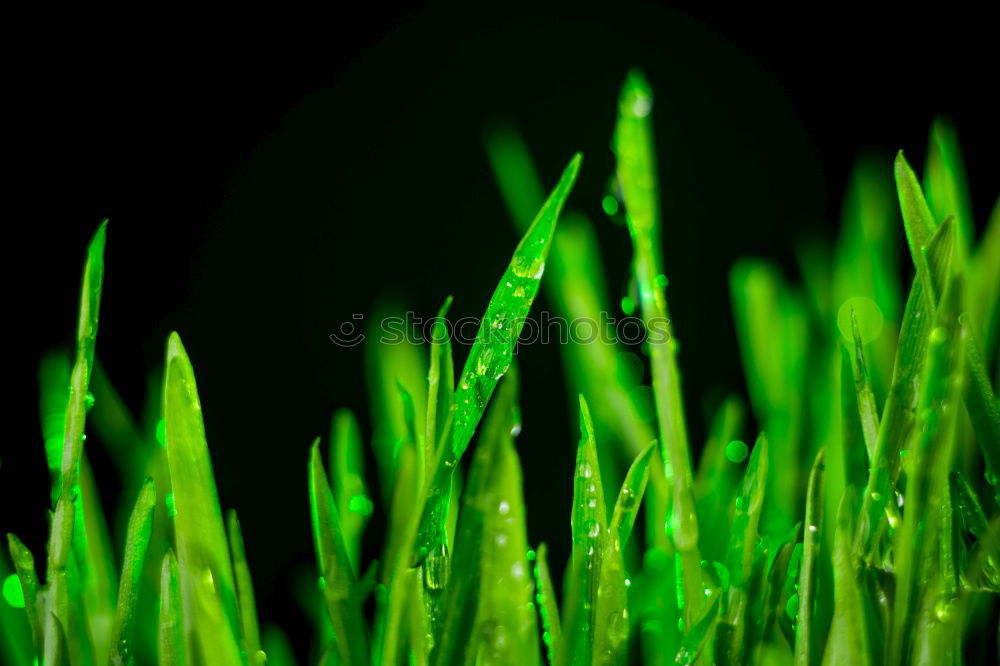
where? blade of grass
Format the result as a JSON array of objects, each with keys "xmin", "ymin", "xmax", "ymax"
[
  {"xmin": 163, "ymin": 332, "xmax": 240, "ymax": 660},
  {"xmin": 614, "ymin": 69, "xmax": 702, "ymax": 626},
  {"xmin": 309, "ymin": 439, "xmax": 367, "ymax": 666},
  {"xmin": 425, "ymin": 296, "xmax": 455, "ymax": 471},
  {"xmin": 532, "ymin": 544, "xmax": 562, "ymax": 665},
  {"xmin": 45, "ymin": 221, "xmax": 107, "ymax": 664},
  {"xmin": 794, "ymin": 449, "xmax": 825, "ymax": 666},
  {"xmin": 227, "ymin": 511, "xmax": 264, "ymax": 666},
  {"xmin": 7, "ymin": 534, "xmax": 42, "ymax": 655},
  {"xmin": 924, "ymin": 117, "xmax": 973, "ymax": 260},
  {"xmin": 109, "ymin": 477, "xmax": 156, "ymax": 666},
  {"xmin": 157, "ymin": 550, "xmax": 184, "ymax": 666},
  {"xmin": 889, "ymin": 275, "xmax": 964, "ymax": 666},
  {"xmin": 329, "ymin": 409, "xmax": 372, "ymax": 574},
  {"xmin": 416, "ymin": 153, "xmax": 581, "ymax": 612},
  {"xmin": 609, "ymin": 442, "xmax": 656, "ymax": 548},
  {"xmin": 822, "ymin": 490, "xmax": 874, "ymax": 666}
]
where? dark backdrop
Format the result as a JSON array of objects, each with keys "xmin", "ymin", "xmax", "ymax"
[{"xmin": 7, "ymin": 1, "xmax": 997, "ymax": 657}]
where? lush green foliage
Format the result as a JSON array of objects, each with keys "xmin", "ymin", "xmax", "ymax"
[{"xmin": 4, "ymin": 71, "xmax": 998, "ymax": 665}]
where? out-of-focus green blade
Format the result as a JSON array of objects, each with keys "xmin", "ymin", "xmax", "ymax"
[
  {"xmin": 532, "ymin": 544, "xmax": 562, "ymax": 665},
  {"xmin": 694, "ymin": 396, "xmax": 746, "ymax": 560},
  {"xmin": 261, "ymin": 625, "xmax": 299, "ymax": 666},
  {"xmin": 822, "ymin": 490, "xmax": 874, "ymax": 666},
  {"xmin": 793, "ymin": 450, "xmax": 825, "ymax": 666},
  {"xmin": 329, "ymin": 409, "xmax": 372, "ymax": 572},
  {"xmin": 309, "ymin": 439, "xmax": 366, "ymax": 666},
  {"xmin": 0, "ymin": 549, "xmax": 35, "ymax": 666},
  {"xmin": 45, "ymin": 221, "xmax": 107, "ymax": 663},
  {"xmin": 365, "ymin": 299, "xmax": 428, "ymax": 497},
  {"xmin": 227, "ymin": 511, "xmax": 264, "ymax": 666},
  {"xmin": 969, "ymin": 199, "xmax": 999, "ymax": 356},
  {"xmin": 730, "ymin": 260, "xmax": 807, "ymax": 535},
  {"xmin": 718, "ymin": 433, "xmax": 768, "ymax": 665},
  {"xmin": 889, "ymin": 276, "xmax": 964, "ymax": 666},
  {"xmin": 157, "ymin": 550, "xmax": 185, "ymax": 666},
  {"xmin": 895, "ymin": 152, "xmax": 939, "ymax": 312},
  {"xmin": 109, "ymin": 477, "xmax": 156, "ymax": 666},
  {"xmin": 924, "ymin": 117, "xmax": 973, "ymax": 260},
  {"xmin": 163, "ymin": 332, "xmax": 240, "ymax": 660},
  {"xmin": 959, "ymin": 314, "xmax": 1000, "ymax": 497}
]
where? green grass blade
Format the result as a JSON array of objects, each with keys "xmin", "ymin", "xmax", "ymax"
[
  {"xmin": 451, "ymin": 152, "xmax": 582, "ymax": 458},
  {"xmin": 110, "ymin": 477, "xmax": 156, "ymax": 666},
  {"xmin": 560, "ymin": 395, "xmax": 608, "ymax": 663},
  {"xmin": 417, "ymin": 152, "xmax": 581, "ymax": 610},
  {"xmin": 227, "ymin": 511, "xmax": 264, "ymax": 666},
  {"xmin": 425, "ymin": 296, "xmax": 455, "ymax": 470},
  {"xmin": 309, "ymin": 439, "xmax": 366, "ymax": 666},
  {"xmin": 969, "ymin": 198, "xmax": 999, "ymax": 355},
  {"xmin": 532, "ymin": 543, "xmax": 562, "ymax": 665},
  {"xmin": 959, "ymin": 313, "xmax": 1000, "ymax": 497},
  {"xmin": 889, "ymin": 276, "xmax": 964, "ymax": 666},
  {"xmin": 822, "ymin": 490, "xmax": 874, "ymax": 666},
  {"xmin": 894, "ymin": 151, "xmax": 939, "ymax": 312},
  {"xmin": 609, "ymin": 442, "xmax": 655, "ymax": 548},
  {"xmin": 855, "ymin": 217, "xmax": 956, "ymax": 561},
  {"xmin": 794, "ymin": 449, "xmax": 825, "ymax": 666},
  {"xmin": 157, "ymin": 550, "xmax": 185, "ymax": 666},
  {"xmin": 163, "ymin": 332, "xmax": 240, "ymax": 659},
  {"xmin": 694, "ymin": 396, "xmax": 746, "ymax": 560},
  {"xmin": 0, "ymin": 549, "xmax": 35, "ymax": 666},
  {"xmin": 45, "ymin": 221, "xmax": 107, "ymax": 662},
  {"xmin": 468, "ymin": 384, "xmax": 540, "ymax": 664},
  {"xmin": 614, "ymin": 69, "xmax": 703, "ymax": 626},
  {"xmin": 329, "ymin": 409, "xmax": 372, "ymax": 573},
  {"xmin": 7, "ymin": 534, "xmax": 42, "ymax": 655},
  {"xmin": 261, "ymin": 625, "xmax": 299, "ymax": 666}
]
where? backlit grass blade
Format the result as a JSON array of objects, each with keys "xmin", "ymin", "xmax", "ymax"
[
  {"xmin": 959, "ymin": 313, "xmax": 1000, "ymax": 496},
  {"xmin": 261, "ymin": 626, "xmax": 298, "ymax": 666},
  {"xmin": 228, "ymin": 511, "xmax": 264, "ymax": 666},
  {"xmin": 451, "ymin": 152, "xmax": 581, "ymax": 457},
  {"xmin": 110, "ymin": 477, "xmax": 157, "ymax": 666},
  {"xmin": 889, "ymin": 276, "xmax": 964, "ymax": 666},
  {"xmin": 45, "ymin": 221, "xmax": 107, "ymax": 662},
  {"xmin": 485, "ymin": 123, "xmax": 662, "ymax": 545},
  {"xmin": 895, "ymin": 151, "xmax": 939, "ymax": 313},
  {"xmin": 6, "ymin": 534, "xmax": 42, "ymax": 655},
  {"xmin": 157, "ymin": 550, "xmax": 184, "ymax": 666},
  {"xmin": 969, "ymin": 199, "xmax": 999, "ymax": 355},
  {"xmin": 329, "ymin": 409, "xmax": 372, "ymax": 573},
  {"xmin": 532, "ymin": 543, "xmax": 562, "ymax": 665},
  {"xmin": 467, "ymin": 381, "xmax": 539, "ymax": 665},
  {"xmin": 822, "ymin": 490, "xmax": 874, "ymax": 666},
  {"xmin": 560, "ymin": 395, "xmax": 610, "ymax": 664},
  {"xmin": 309, "ymin": 439, "xmax": 366, "ymax": 666},
  {"xmin": 793, "ymin": 449, "xmax": 825, "ymax": 666},
  {"xmin": 163, "ymin": 332, "xmax": 240, "ymax": 660},
  {"xmin": 614, "ymin": 69, "xmax": 702, "ymax": 624},
  {"xmin": 417, "ymin": 152, "xmax": 581, "ymax": 601},
  {"xmin": 855, "ymin": 217, "xmax": 956, "ymax": 561}
]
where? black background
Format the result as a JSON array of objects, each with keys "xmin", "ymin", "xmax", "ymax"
[{"xmin": 7, "ymin": 1, "xmax": 998, "ymax": 658}]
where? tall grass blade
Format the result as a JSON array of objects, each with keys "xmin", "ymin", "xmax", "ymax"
[
  {"xmin": 794, "ymin": 449, "xmax": 825, "ymax": 666},
  {"xmin": 109, "ymin": 477, "xmax": 156, "ymax": 666},
  {"xmin": 227, "ymin": 511, "xmax": 264, "ymax": 666},
  {"xmin": 157, "ymin": 550, "xmax": 184, "ymax": 666}
]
